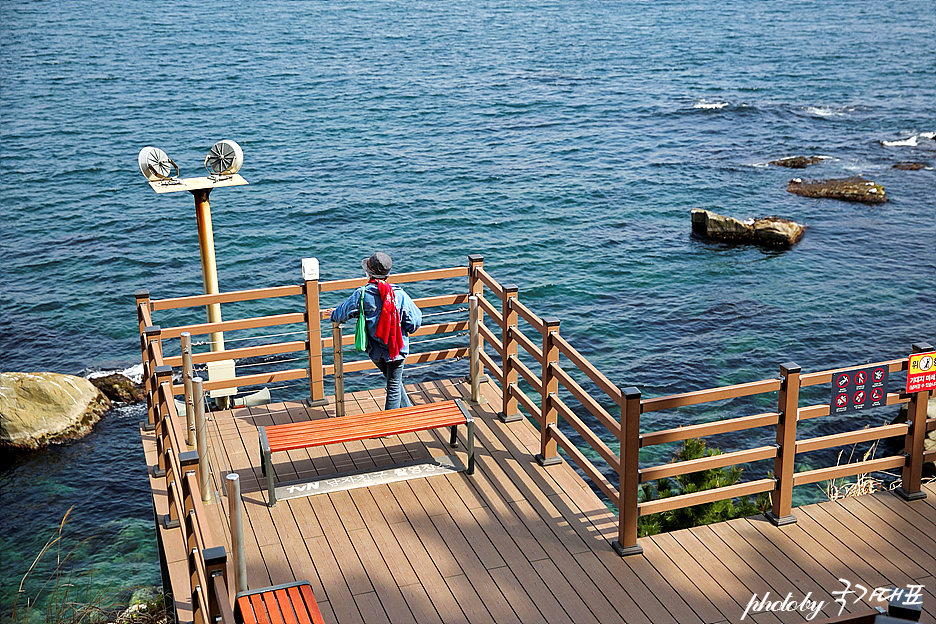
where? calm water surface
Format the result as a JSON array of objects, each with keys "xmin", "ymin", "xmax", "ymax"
[{"xmin": 1, "ymin": 0, "xmax": 933, "ymax": 615}]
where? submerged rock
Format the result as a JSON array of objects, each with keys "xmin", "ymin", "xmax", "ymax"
[
  {"xmin": 0, "ymin": 372, "xmax": 111, "ymax": 451},
  {"xmin": 787, "ymin": 176, "xmax": 886, "ymax": 203},
  {"xmin": 91, "ymin": 373, "xmax": 145, "ymax": 404},
  {"xmin": 769, "ymin": 156, "xmax": 824, "ymax": 169},
  {"xmin": 893, "ymin": 162, "xmax": 928, "ymax": 171},
  {"xmin": 691, "ymin": 209, "xmax": 805, "ymax": 247}
]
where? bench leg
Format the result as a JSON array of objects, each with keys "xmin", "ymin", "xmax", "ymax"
[
  {"xmin": 449, "ymin": 425, "xmax": 459, "ymax": 448},
  {"xmin": 259, "ymin": 427, "xmax": 276, "ymax": 506},
  {"xmin": 466, "ymin": 419, "xmax": 475, "ymax": 475}
]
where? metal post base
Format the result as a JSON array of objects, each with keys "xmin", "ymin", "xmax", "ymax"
[
  {"xmin": 612, "ymin": 541, "xmax": 643, "ymax": 557},
  {"xmin": 894, "ymin": 487, "xmax": 927, "ymax": 501},
  {"xmin": 535, "ymin": 454, "xmax": 563, "ymax": 467},
  {"xmin": 303, "ymin": 397, "xmax": 329, "ymax": 408},
  {"xmin": 161, "ymin": 514, "xmax": 180, "ymax": 530},
  {"xmin": 140, "ymin": 420, "xmax": 155, "ymax": 432},
  {"xmin": 152, "ymin": 465, "xmax": 166, "ymax": 478},
  {"xmin": 498, "ymin": 411, "xmax": 522, "ymax": 423},
  {"xmin": 466, "ymin": 397, "xmax": 488, "ymax": 406},
  {"xmin": 765, "ymin": 511, "xmax": 797, "ymax": 526}
]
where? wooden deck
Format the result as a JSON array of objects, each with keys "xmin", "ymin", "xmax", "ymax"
[{"xmin": 144, "ymin": 378, "xmax": 936, "ymax": 624}]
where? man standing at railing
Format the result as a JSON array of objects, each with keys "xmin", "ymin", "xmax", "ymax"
[{"xmin": 329, "ymin": 252, "xmax": 422, "ymax": 410}]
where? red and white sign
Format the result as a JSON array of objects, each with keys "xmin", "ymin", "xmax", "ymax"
[{"xmin": 906, "ymin": 351, "xmax": 936, "ymax": 393}]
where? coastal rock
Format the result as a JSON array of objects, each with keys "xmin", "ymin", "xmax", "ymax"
[
  {"xmin": 893, "ymin": 162, "xmax": 927, "ymax": 171},
  {"xmin": 91, "ymin": 373, "xmax": 145, "ymax": 404},
  {"xmin": 769, "ymin": 156, "xmax": 824, "ymax": 169},
  {"xmin": 0, "ymin": 372, "xmax": 111, "ymax": 451},
  {"xmin": 691, "ymin": 209, "xmax": 805, "ymax": 247},
  {"xmin": 787, "ymin": 176, "xmax": 886, "ymax": 203}
]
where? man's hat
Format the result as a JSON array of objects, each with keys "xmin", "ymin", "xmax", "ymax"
[{"xmin": 362, "ymin": 252, "xmax": 392, "ymax": 279}]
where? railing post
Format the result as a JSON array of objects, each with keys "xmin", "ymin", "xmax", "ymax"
[
  {"xmin": 896, "ymin": 341, "xmax": 933, "ymax": 501},
  {"xmin": 153, "ymin": 365, "xmax": 173, "ymax": 478},
  {"xmin": 226, "ymin": 473, "xmax": 248, "ymax": 593},
  {"xmin": 202, "ymin": 546, "xmax": 229, "ymax": 622},
  {"xmin": 499, "ymin": 284, "xmax": 520, "ymax": 423},
  {"xmin": 135, "ymin": 291, "xmax": 156, "ymax": 431},
  {"xmin": 467, "ymin": 296, "xmax": 485, "ymax": 405},
  {"xmin": 303, "ymin": 257, "xmax": 328, "ymax": 407},
  {"xmin": 467, "ymin": 254, "xmax": 486, "ymax": 385},
  {"xmin": 768, "ymin": 362, "xmax": 801, "ymax": 525},
  {"xmin": 142, "ymin": 325, "xmax": 162, "ymax": 431},
  {"xmin": 193, "ymin": 376, "xmax": 212, "ymax": 503},
  {"xmin": 614, "ymin": 386, "xmax": 643, "ymax": 556},
  {"xmin": 181, "ymin": 332, "xmax": 196, "ymax": 446},
  {"xmin": 332, "ymin": 322, "xmax": 345, "ymax": 418},
  {"xmin": 536, "ymin": 317, "xmax": 562, "ymax": 466}
]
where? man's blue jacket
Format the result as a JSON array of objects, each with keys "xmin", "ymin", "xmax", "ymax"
[{"xmin": 330, "ymin": 283, "xmax": 422, "ymax": 363}]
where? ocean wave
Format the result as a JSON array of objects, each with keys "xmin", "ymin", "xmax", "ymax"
[
  {"xmin": 802, "ymin": 105, "xmax": 857, "ymax": 118},
  {"xmin": 85, "ymin": 363, "xmax": 144, "ymax": 384},
  {"xmin": 882, "ymin": 136, "xmax": 918, "ymax": 147},
  {"xmin": 693, "ymin": 99, "xmax": 730, "ymax": 110}
]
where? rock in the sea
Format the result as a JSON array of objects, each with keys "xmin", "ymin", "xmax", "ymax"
[
  {"xmin": 893, "ymin": 162, "xmax": 927, "ymax": 171},
  {"xmin": 691, "ymin": 209, "xmax": 805, "ymax": 247},
  {"xmin": 787, "ymin": 176, "xmax": 886, "ymax": 203},
  {"xmin": 769, "ymin": 156, "xmax": 824, "ymax": 169},
  {"xmin": 91, "ymin": 373, "xmax": 145, "ymax": 404},
  {"xmin": 0, "ymin": 372, "xmax": 111, "ymax": 451}
]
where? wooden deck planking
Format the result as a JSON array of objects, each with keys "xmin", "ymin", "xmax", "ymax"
[{"xmin": 148, "ymin": 378, "xmax": 936, "ymax": 623}]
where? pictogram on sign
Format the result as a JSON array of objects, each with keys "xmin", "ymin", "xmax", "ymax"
[
  {"xmin": 906, "ymin": 351, "xmax": 936, "ymax": 394},
  {"xmin": 831, "ymin": 365, "xmax": 889, "ymax": 415}
]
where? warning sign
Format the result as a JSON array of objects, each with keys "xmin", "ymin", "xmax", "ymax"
[
  {"xmin": 906, "ymin": 351, "xmax": 936, "ymax": 393},
  {"xmin": 831, "ymin": 365, "xmax": 889, "ymax": 415}
]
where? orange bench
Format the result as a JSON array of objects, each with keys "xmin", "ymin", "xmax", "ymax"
[
  {"xmin": 259, "ymin": 399, "xmax": 475, "ymax": 505},
  {"xmin": 234, "ymin": 581, "xmax": 325, "ymax": 624}
]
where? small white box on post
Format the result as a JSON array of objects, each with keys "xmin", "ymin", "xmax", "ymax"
[{"xmin": 207, "ymin": 359, "xmax": 237, "ymax": 399}]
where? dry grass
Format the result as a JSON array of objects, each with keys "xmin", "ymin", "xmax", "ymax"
[{"xmin": 10, "ymin": 507, "xmax": 165, "ymax": 624}]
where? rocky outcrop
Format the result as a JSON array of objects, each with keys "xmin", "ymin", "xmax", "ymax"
[
  {"xmin": 90, "ymin": 373, "xmax": 145, "ymax": 404},
  {"xmin": 769, "ymin": 156, "xmax": 824, "ymax": 169},
  {"xmin": 787, "ymin": 176, "xmax": 886, "ymax": 203},
  {"xmin": 0, "ymin": 372, "xmax": 111, "ymax": 451},
  {"xmin": 893, "ymin": 162, "xmax": 927, "ymax": 171},
  {"xmin": 691, "ymin": 209, "xmax": 805, "ymax": 248}
]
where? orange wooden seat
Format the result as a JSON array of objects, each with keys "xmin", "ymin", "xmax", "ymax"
[
  {"xmin": 259, "ymin": 399, "xmax": 475, "ymax": 505},
  {"xmin": 234, "ymin": 581, "xmax": 325, "ymax": 624}
]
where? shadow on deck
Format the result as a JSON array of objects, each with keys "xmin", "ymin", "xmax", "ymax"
[{"xmin": 148, "ymin": 378, "xmax": 936, "ymax": 624}]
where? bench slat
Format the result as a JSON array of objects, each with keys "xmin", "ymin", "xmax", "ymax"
[
  {"xmin": 299, "ymin": 585, "xmax": 326, "ymax": 624},
  {"xmin": 263, "ymin": 591, "xmax": 285, "ymax": 624},
  {"xmin": 287, "ymin": 586, "xmax": 314, "ymax": 624}
]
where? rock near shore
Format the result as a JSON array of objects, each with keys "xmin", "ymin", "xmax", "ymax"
[
  {"xmin": 769, "ymin": 156, "xmax": 824, "ymax": 169},
  {"xmin": 91, "ymin": 373, "xmax": 146, "ymax": 404},
  {"xmin": 0, "ymin": 372, "xmax": 111, "ymax": 451},
  {"xmin": 691, "ymin": 209, "xmax": 805, "ymax": 248},
  {"xmin": 787, "ymin": 176, "xmax": 886, "ymax": 203}
]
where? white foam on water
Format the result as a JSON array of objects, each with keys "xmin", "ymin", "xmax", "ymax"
[
  {"xmin": 85, "ymin": 362, "xmax": 144, "ymax": 384},
  {"xmin": 693, "ymin": 99, "xmax": 730, "ymax": 109},
  {"xmin": 882, "ymin": 135, "xmax": 919, "ymax": 147}
]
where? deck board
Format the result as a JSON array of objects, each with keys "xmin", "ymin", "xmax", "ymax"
[{"xmin": 146, "ymin": 378, "xmax": 936, "ymax": 623}]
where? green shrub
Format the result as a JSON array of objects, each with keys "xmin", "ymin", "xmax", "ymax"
[{"xmin": 638, "ymin": 438, "xmax": 771, "ymax": 536}]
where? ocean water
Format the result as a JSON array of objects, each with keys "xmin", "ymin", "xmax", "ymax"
[{"xmin": 1, "ymin": 0, "xmax": 934, "ymax": 615}]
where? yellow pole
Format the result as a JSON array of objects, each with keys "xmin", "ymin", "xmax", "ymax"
[{"xmin": 191, "ymin": 189, "xmax": 225, "ymax": 352}]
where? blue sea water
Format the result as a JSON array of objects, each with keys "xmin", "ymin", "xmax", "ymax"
[{"xmin": 1, "ymin": 0, "xmax": 934, "ymax": 615}]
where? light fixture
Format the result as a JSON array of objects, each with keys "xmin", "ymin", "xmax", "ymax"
[
  {"xmin": 138, "ymin": 146, "xmax": 179, "ymax": 182},
  {"xmin": 204, "ymin": 140, "xmax": 244, "ymax": 179}
]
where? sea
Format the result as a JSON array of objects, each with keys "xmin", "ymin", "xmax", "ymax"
[{"xmin": 1, "ymin": 0, "xmax": 934, "ymax": 617}]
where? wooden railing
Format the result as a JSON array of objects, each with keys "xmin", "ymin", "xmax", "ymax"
[
  {"xmin": 137, "ymin": 256, "xmax": 934, "ymax": 560},
  {"xmin": 135, "ymin": 263, "xmax": 470, "ymax": 411},
  {"xmin": 136, "ymin": 295, "xmax": 235, "ymax": 623},
  {"xmin": 466, "ymin": 255, "xmax": 934, "ymax": 556}
]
